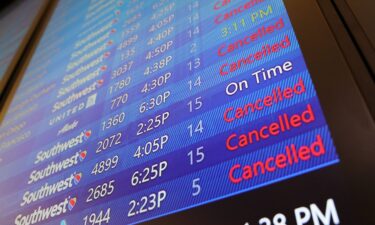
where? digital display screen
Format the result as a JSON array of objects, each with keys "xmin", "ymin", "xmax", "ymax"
[{"xmin": 0, "ymin": 0, "xmax": 340, "ymax": 224}]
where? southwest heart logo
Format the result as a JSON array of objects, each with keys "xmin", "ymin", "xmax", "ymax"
[
  {"xmin": 107, "ymin": 40, "xmax": 113, "ymax": 46},
  {"xmin": 68, "ymin": 197, "xmax": 77, "ymax": 211},
  {"xmin": 85, "ymin": 130, "xmax": 91, "ymax": 138},
  {"xmin": 103, "ymin": 52, "xmax": 111, "ymax": 58},
  {"xmin": 100, "ymin": 65, "xmax": 107, "ymax": 71},
  {"xmin": 74, "ymin": 173, "xmax": 82, "ymax": 185},
  {"xmin": 97, "ymin": 79, "xmax": 104, "ymax": 86},
  {"xmin": 111, "ymin": 28, "xmax": 116, "ymax": 33},
  {"xmin": 79, "ymin": 151, "xmax": 87, "ymax": 162}
]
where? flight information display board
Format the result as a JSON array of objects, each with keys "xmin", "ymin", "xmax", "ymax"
[{"xmin": 0, "ymin": 0, "xmax": 340, "ymax": 224}]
